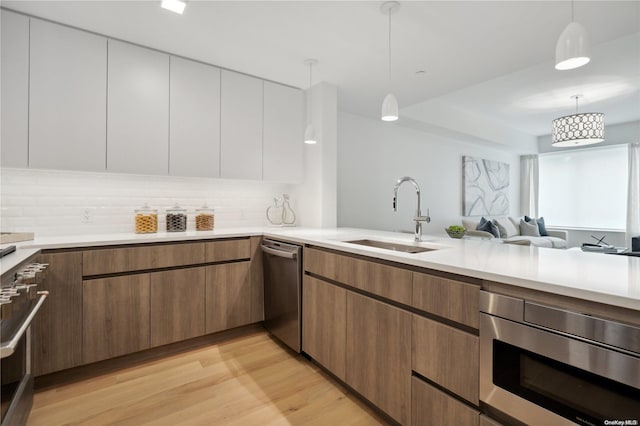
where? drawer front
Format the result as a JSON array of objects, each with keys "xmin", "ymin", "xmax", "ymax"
[
  {"xmin": 204, "ymin": 238, "xmax": 251, "ymax": 263},
  {"xmin": 83, "ymin": 242, "xmax": 205, "ymax": 275},
  {"xmin": 412, "ymin": 314, "xmax": 479, "ymax": 404},
  {"xmin": 412, "ymin": 376, "xmax": 479, "ymax": 426},
  {"xmin": 304, "ymin": 247, "xmax": 412, "ymax": 305},
  {"xmin": 412, "ymin": 272, "xmax": 479, "ymax": 328}
]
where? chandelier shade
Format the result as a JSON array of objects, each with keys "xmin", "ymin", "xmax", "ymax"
[{"xmin": 551, "ymin": 112, "xmax": 604, "ymax": 147}]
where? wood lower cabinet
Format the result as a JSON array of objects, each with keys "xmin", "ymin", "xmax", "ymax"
[
  {"xmin": 412, "ymin": 271, "xmax": 480, "ymax": 328},
  {"xmin": 83, "ymin": 242, "xmax": 205, "ymax": 276},
  {"xmin": 346, "ymin": 291, "xmax": 411, "ymax": 425},
  {"xmin": 412, "ymin": 377, "xmax": 479, "ymax": 426},
  {"xmin": 83, "ymin": 274, "xmax": 150, "ymax": 364},
  {"xmin": 150, "ymin": 267, "xmax": 205, "ymax": 347},
  {"xmin": 205, "ymin": 262, "xmax": 252, "ymax": 334},
  {"xmin": 32, "ymin": 251, "xmax": 83, "ymax": 376},
  {"xmin": 304, "ymin": 248, "xmax": 412, "ymax": 305},
  {"xmin": 412, "ymin": 315, "xmax": 479, "ymax": 404},
  {"xmin": 480, "ymin": 415, "xmax": 504, "ymax": 426},
  {"xmin": 302, "ymin": 276, "xmax": 347, "ymax": 381}
]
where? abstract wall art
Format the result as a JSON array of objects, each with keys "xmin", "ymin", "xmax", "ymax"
[{"xmin": 463, "ymin": 156, "xmax": 510, "ymax": 216}]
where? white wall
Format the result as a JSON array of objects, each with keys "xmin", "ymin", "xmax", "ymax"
[
  {"xmin": 0, "ymin": 168, "xmax": 292, "ymax": 236},
  {"xmin": 337, "ymin": 112, "xmax": 520, "ymax": 236}
]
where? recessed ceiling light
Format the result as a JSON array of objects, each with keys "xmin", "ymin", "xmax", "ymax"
[{"xmin": 161, "ymin": 0, "xmax": 186, "ymax": 15}]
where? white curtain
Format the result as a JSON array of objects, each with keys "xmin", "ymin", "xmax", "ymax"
[
  {"xmin": 520, "ymin": 155, "xmax": 539, "ymax": 217},
  {"xmin": 628, "ymin": 142, "xmax": 640, "ymax": 247}
]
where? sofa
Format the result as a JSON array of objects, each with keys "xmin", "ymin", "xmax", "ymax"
[{"xmin": 462, "ymin": 216, "xmax": 568, "ymax": 248}]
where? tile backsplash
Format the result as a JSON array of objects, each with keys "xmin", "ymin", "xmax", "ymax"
[{"xmin": 1, "ymin": 168, "xmax": 294, "ymax": 236}]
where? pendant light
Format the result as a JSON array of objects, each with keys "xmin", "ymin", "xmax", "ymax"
[
  {"xmin": 381, "ymin": 1, "xmax": 400, "ymax": 122},
  {"xmin": 552, "ymin": 95, "xmax": 604, "ymax": 147},
  {"xmin": 555, "ymin": 0, "xmax": 590, "ymax": 70},
  {"xmin": 161, "ymin": 0, "xmax": 186, "ymax": 14},
  {"xmin": 304, "ymin": 59, "xmax": 318, "ymax": 145}
]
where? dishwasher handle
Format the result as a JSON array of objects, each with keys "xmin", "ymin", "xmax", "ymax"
[{"xmin": 261, "ymin": 244, "xmax": 297, "ymax": 259}]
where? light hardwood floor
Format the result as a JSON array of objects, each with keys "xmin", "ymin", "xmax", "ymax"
[{"xmin": 28, "ymin": 330, "xmax": 389, "ymax": 426}]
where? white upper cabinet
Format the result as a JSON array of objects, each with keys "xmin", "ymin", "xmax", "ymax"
[
  {"xmin": 263, "ymin": 82, "xmax": 303, "ymax": 183},
  {"xmin": 1, "ymin": 11, "xmax": 29, "ymax": 168},
  {"xmin": 29, "ymin": 19, "xmax": 107, "ymax": 171},
  {"xmin": 169, "ymin": 57, "xmax": 220, "ymax": 178},
  {"xmin": 107, "ymin": 40, "xmax": 169, "ymax": 175},
  {"xmin": 220, "ymin": 70, "xmax": 263, "ymax": 180}
]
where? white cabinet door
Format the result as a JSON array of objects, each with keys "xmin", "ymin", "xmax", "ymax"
[
  {"xmin": 1, "ymin": 10, "xmax": 29, "ymax": 168},
  {"xmin": 220, "ymin": 70, "xmax": 263, "ymax": 180},
  {"xmin": 263, "ymin": 82, "xmax": 303, "ymax": 183},
  {"xmin": 107, "ymin": 40, "xmax": 169, "ymax": 175},
  {"xmin": 29, "ymin": 19, "xmax": 107, "ymax": 171},
  {"xmin": 169, "ymin": 57, "xmax": 220, "ymax": 178}
]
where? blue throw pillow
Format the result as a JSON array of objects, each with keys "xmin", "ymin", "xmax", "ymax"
[
  {"xmin": 525, "ymin": 215, "xmax": 549, "ymax": 236},
  {"xmin": 477, "ymin": 217, "xmax": 500, "ymax": 238}
]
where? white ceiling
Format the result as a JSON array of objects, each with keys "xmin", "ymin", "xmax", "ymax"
[{"xmin": 3, "ymin": 0, "xmax": 640, "ymax": 140}]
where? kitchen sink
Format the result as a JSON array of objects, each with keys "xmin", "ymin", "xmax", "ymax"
[{"xmin": 344, "ymin": 239, "xmax": 436, "ymax": 254}]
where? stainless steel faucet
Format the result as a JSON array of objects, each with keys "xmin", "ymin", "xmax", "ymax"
[{"xmin": 393, "ymin": 176, "xmax": 431, "ymax": 242}]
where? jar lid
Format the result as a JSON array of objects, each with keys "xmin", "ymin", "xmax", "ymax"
[
  {"xmin": 196, "ymin": 203, "xmax": 214, "ymax": 213},
  {"xmin": 135, "ymin": 203, "xmax": 157, "ymax": 214},
  {"xmin": 166, "ymin": 203, "xmax": 186, "ymax": 214}
]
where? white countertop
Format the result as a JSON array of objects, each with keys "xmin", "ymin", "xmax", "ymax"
[{"xmin": 5, "ymin": 227, "xmax": 639, "ymax": 311}]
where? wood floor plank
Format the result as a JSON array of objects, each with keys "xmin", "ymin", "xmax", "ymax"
[{"xmin": 28, "ymin": 331, "xmax": 389, "ymax": 426}]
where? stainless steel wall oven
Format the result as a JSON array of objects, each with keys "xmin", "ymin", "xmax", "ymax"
[{"xmin": 480, "ymin": 290, "xmax": 640, "ymax": 426}]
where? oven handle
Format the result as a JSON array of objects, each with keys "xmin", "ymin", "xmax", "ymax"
[
  {"xmin": 261, "ymin": 245, "xmax": 297, "ymax": 259},
  {"xmin": 0, "ymin": 291, "xmax": 48, "ymax": 359}
]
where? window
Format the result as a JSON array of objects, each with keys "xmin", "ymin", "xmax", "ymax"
[{"xmin": 539, "ymin": 145, "xmax": 628, "ymax": 230}]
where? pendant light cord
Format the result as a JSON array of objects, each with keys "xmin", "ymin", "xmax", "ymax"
[
  {"xmin": 571, "ymin": 0, "xmax": 574, "ymax": 22},
  {"xmin": 388, "ymin": 9, "xmax": 392, "ymax": 88}
]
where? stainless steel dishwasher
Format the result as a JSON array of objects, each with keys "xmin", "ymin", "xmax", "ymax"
[{"xmin": 261, "ymin": 239, "xmax": 302, "ymax": 352}]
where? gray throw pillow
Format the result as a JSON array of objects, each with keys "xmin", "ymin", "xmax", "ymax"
[
  {"xmin": 477, "ymin": 217, "xmax": 500, "ymax": 238},
  {"xmin": 492, "ymin": 219, "xmax": 507, "ymax": 238},
  {"xmin": 520, "ymin": 218, "xmax": 541, "ymax": 237}
]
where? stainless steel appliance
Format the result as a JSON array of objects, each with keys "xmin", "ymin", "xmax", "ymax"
[
  {"xmin": 261, "ymin": 239, "xmax": 301, "ymax": 352},
  {"xmin": 1, "ymin": 257, "xmax": 49, "ymax": 426},
  {"xmin": 480, "ymin": 290, "xmax": 640, "ymax": 426}
]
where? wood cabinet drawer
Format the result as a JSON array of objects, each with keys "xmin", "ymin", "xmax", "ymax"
[
  {"xmin": 412, "ymin": 376, "xmax": 479, "ymax": 426},
  {"xmin": 412, "ymin": 272, "xmax": 480, "ymax": 328},
  {"xmin": 204, "ymin": 238, "xmax": 251, "ymax": 263},
  {"xmin": 304, "ymin": 247, "xmax": 412, "ymax": 305},
  {"xmin": 412, "ymin": 314, "xmax": 479, "ymax": 404},
  {"xmin": 83, "ymin": 242, "xmax": 205, "ymax": 276}
]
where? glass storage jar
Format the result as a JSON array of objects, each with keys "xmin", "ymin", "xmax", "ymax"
[
  {"xmin": 134, "ymin": 203, "xmax": 158, "ymax": 234},
  {"xmin": 166, "ymin": 204, "xmax": 187, "ymax": 232},
  {"xmin": 195, "ymin": 204, "xmax": 215, "ymax": 231}
]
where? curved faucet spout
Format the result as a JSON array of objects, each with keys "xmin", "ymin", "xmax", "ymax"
[
  {"xmin": 393, "ymin": 176, "xmax": 421, "ymax": 214},
  {"xmin": 392, "ymin": 176, "xmax": 429, "ymax": 242}
]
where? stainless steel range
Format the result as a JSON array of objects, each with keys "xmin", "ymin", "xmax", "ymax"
[
  {"xmin": 480, "ymin": 290, "xmax": 640, "ymax": 426},
  {"xmin": 1, "ymin": 252, "xmax": 49, "ymax": 426}
]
